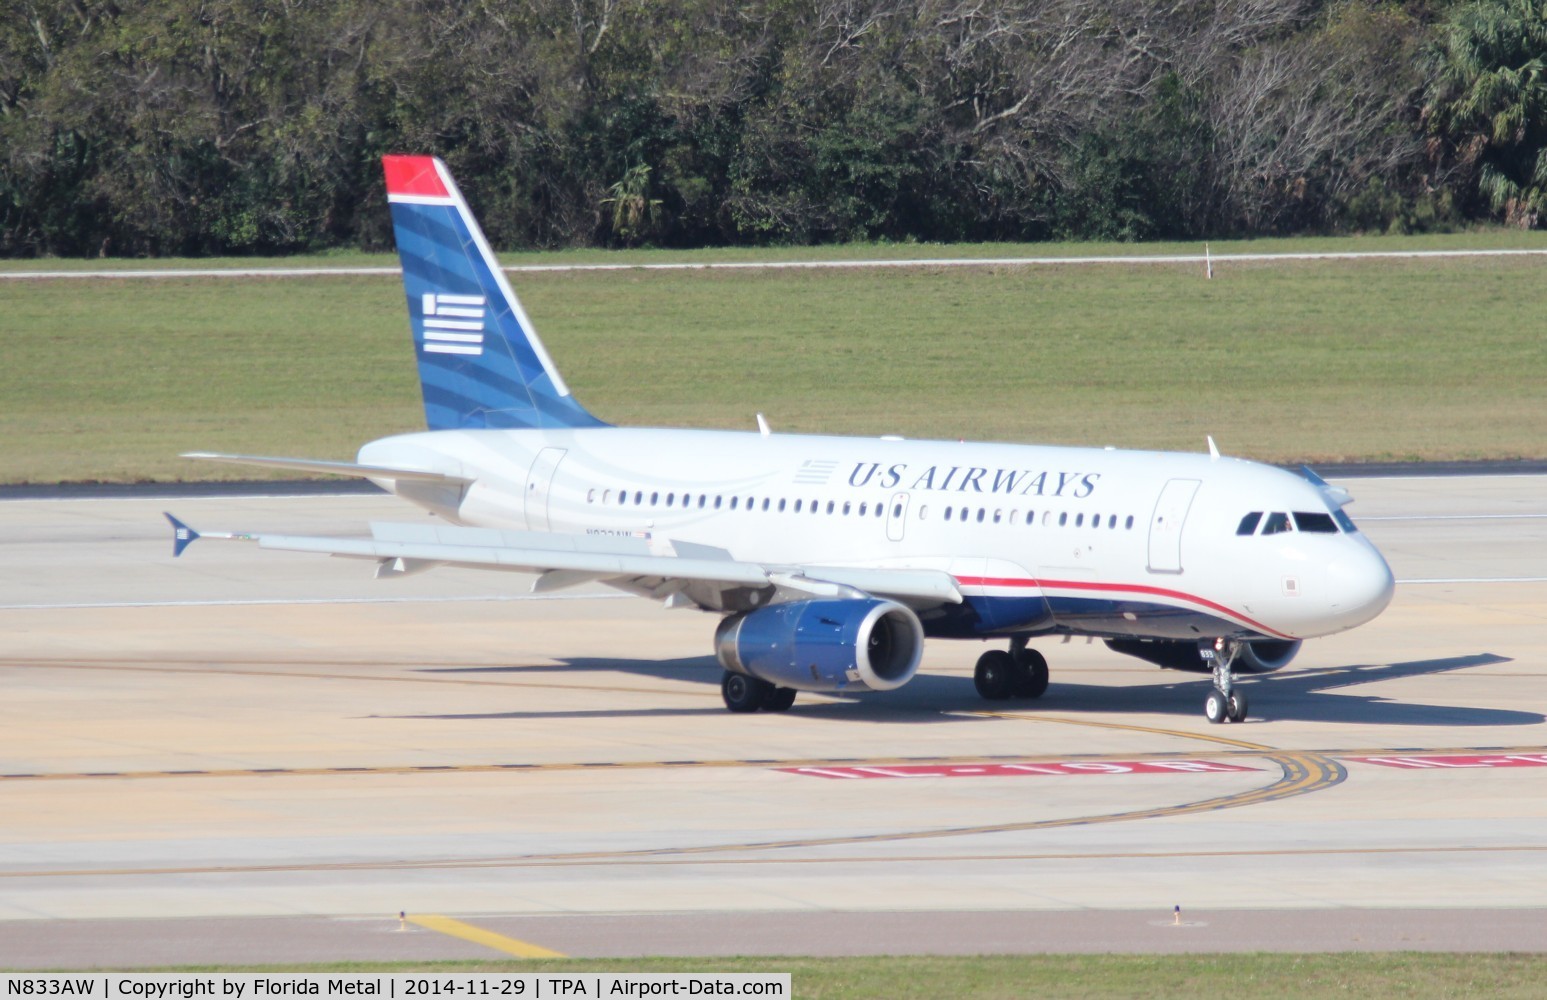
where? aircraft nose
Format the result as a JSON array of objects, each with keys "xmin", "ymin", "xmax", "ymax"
[{"xmin": 1326, "ymin": 541, "xmax": 1396, "ymax": 628}]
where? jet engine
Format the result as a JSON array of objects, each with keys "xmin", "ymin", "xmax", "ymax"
[
  {"xmin": 715, "ymin": 598, "xmax": 924, "ymax": 692},
  {"xmin": 1237, "ymin": 639, "xmax": 1302, "ymax": 672},
  {"xmin": 1105, "ymin": 638, "xmax": 1302, "ymax": 673}
]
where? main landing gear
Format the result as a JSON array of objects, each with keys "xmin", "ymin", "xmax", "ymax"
[
  {"xmin": 973, "ymin": 637, "xmax": 1049, "ymax": 701},
  {"xmin": 1202, "ymin": 638, "xmax": 1249, "ymax": 724},
  {"xmin": 721, "ymin": 671, "xmax": 798, "ymax": 713}
]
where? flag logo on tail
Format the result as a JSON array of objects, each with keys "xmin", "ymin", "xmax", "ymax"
[{"xmin": 421, "ymin": 293, "xmax": 487, "ymax": 356}]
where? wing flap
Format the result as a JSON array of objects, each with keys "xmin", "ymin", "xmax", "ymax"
[{"xmin": 250, "ymin": 531, "xmax": 774, "ymax": 587}]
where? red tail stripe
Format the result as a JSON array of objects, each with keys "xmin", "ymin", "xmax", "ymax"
[
  {"xmin": 383, "ymin": 155, "xmax": 449, "ymax": 198},
  {"xmin": 953, "ymin": 575, "xmax": 1292, "ymax": 640}
]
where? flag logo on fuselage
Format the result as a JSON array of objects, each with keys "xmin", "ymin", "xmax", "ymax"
[{"xmin": 421, "ymin": 293, "xmax": 487, "ymax": 356}]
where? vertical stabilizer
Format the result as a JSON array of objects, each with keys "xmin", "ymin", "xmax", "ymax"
[{"xmin": 383, "ymin": 155, "xmax": 607, "ymax": 430}]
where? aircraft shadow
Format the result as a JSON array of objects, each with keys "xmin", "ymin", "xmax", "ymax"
[{"xmin": 401, "ymin": 652, "xmax": 1537, "ymax": 728}]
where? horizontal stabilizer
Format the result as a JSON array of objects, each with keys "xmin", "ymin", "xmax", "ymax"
[{"xmin": 182, "ymin": 452, "xmax": 467, "ymax": 483}]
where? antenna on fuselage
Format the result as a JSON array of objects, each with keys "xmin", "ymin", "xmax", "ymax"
[
  {"xmin": 1207, "ymin": 435, "xmax": 1220, "ymax": 460},
  {"xmin": 756, "ymin": 413, "xmax": 771, "ymax": 438}
]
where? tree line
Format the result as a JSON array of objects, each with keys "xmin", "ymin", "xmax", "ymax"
[{"xmin": 1, "ymin": 0, "xmax": 1543, "ymax": 257}]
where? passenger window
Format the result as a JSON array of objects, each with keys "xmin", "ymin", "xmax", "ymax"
[
  {"xmin": 959, "ymin": 507, "xmax": 969, "ymax": 522},
  {"xmin": 893, "ymin": 504, "xmax": 902, "ymax": 518},
  {"xmin": 843, "ymin": 502, "xmax": 851, "ymax": 516},
  {"xmin": 1108, "ymin": 515, "xmax": 1117, "ymax": 529},
  {"xmin": 635, "ymin": 491, "xmax": 644, "ymax": 505},
  {"xmin": 762, "ymin": 498, "xmax": 770, "ymax": 511},
  {"xmin": 1075, "ymin": 513, "xmax": 1084, "ymax": 527},
  {"xmin": 1125, "ymin": 515, "xmax": 1134, "ymax": 529},
  {"xmin": 1026, "ymin": 511, "xmax": 1035, "ymax": 526},
  {"xmin": 1293, "ymin": 511, "xmax": 1338, "ymax": 533},
  {"xmin": 919, "ymin": 505, "xmax": 928, "ymax": 520},
  {"xmin": 714, "ymin": 496, "xmax": 723, "ymax": 509},
  {"xmin": 859, "ymin": 502, "xmax": 868, "ymax": 516},
  {"xmin": 778, "ymin": 498, "xmax": 786, "ymax": 512},
  {"xmin": 793, "ymin": 499, "xmax": 802, "ymax": 512},
  {"xmin": 1058, "ymin": 512, "xmax": 1068, "ymax": 527},
  {"xmin": 1236, "ymin": 512, "xmax": 1263, "ymax": 536},
  {"xmin": 945, "ymin": 506, "xmax": 954, "ymax": 520},
  {"xmin": 976, "ymin": 508, "xmax": 985, "ymax": 523},
  {"xmin": 1261, "ymin": 511, "xmax": 1292, "ymax": 535},
  {"xmin": 826, "ymin": 501, "xmax": 835, "ymax": 514}
]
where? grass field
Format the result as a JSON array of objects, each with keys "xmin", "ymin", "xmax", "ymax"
[
  {"xmin": 3, "ymin": 234, "xmax": 1545, "ymax": 482},
  {"xmin": 96, "ymin": 955, "xmax": 1547, "ymax": 999}
]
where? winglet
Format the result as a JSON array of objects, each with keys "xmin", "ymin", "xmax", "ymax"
[
  {"xmin": 165, "ymin": 513, "xmax": 199, "ymax": 557},
  {"xmin": 1300, "ymin": 465, "xmax": 1354, "ymax": 508}
]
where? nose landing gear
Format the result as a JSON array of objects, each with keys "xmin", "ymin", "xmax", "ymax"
[{"xmin": 1202, "ymin": 638, "xmax": 1248, "ymax": 723}]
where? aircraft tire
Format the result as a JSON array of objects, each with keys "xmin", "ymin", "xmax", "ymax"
[
  {"xmin": 974, "ymin": 650, "xmax": 1016, "ymax": 700},
  {"xmin": 1227, "ymin": 689, "xmax": 1249, "ymax": 723},
  {"xmin": 1012, "ymin": 648, "xmax": 1049, "ymax": 699},
  {"xmin": 1204, "ymin": 687, "xmax": 1229, "ymax": 724},
  {"xmin": 722, "ymin": 671, "xmax": 772, "ymax": 713},
  {"xmin": 763, "ymin": 686, "xmax": 798, "ymax": 712}
]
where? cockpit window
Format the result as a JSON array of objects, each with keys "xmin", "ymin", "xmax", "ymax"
[
  {"xmin": 1293, "ymin": 511, "xmax": 1338, "ymax": 533},
  {"xmin": 1260, "ymin": 511, "xmax": 1292, "ymax": 535},
  {"xmin": 1333, "ymin": 507, "xmax": 1358, "ymax": 533},
  {"xmin": 1236, "ymin": 512, "xmax": 1263, "ymax": 536}
]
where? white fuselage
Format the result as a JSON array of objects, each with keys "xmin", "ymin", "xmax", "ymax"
[{"xmin": 359, "ymin": 427, "xmax": 1395, "ymax": 644}]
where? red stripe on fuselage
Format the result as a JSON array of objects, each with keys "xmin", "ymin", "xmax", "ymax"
[
  {"xmin": 383, "ymin": 155, "xmax": 449, "ymax": 198},
  {"xmin": 954, "ymin": 575, "xmax": 1293, "ymax": 640}
]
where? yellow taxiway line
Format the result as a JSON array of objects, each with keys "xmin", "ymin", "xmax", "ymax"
[{"xmin": 407, "ymin": 914, "xmax": 566, "ymax": 958}]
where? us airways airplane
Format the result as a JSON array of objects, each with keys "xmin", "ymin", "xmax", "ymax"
[{"xmin": 166, "ymin": 154, "xmax": 1395, "ymax": 723}]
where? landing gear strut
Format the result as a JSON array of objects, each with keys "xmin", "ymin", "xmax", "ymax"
[
  {"xmin": 1203, "ymin": 638, "xmax": 1248, "ymax": 724},
  {"xmin": 974, "ymin": 638, "xmax": 1049, "ymax": 701}
]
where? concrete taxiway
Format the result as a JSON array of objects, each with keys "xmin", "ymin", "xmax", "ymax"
[{"xmin": 1, "ymin": 474, "xmax": 1545, "ymax": 966}]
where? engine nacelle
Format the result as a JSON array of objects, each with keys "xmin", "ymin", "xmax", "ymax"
[
  {"xmin": 1237, "ymin": 639, "xmax": 1302, "ymax": 673},
  {"xmin": 1105, "ymin": 638, "xmax": 1302, "ymax": 673},
  {"xmin": 715, "ymin": 598, "xmax": 924, "ymax": 693}
]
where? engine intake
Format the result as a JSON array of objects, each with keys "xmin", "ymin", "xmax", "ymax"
[
  {"xmin": 715, "ymin": 598, "xmax": 924, "ymax": 692},
  {"xmin": 1105, "ymin": 638, "xmax": 1302, "ymax": 673}
]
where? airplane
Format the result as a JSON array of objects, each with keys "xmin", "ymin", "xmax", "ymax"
[{"xmin": 165, "ymin": 154, "xmax": 1396, "ymax": 723}]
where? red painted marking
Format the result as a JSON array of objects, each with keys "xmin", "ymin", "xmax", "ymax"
[
  {"xmin": 952, "ymin": 574, "xmax": 1295, "ymax": 641},
  {"xmin": 383, "ymin": 155, "xmax": 449, "ymax": 198},
  {"xmin": 1352, "ymin": 753, "xmax": 1547, "ymax": 770},
  {"xmin": 779, "ymin": 760, "xmax": 1260, "ymax": 779}
]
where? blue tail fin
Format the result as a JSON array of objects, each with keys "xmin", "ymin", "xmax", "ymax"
[{"xmin": 383, "ymin": 155, "xmax": 607, "ymax": 431}]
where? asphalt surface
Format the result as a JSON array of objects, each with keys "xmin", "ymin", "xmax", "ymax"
[{"xmin": 1, "ymin": 472, "xmax": 1545, "ymax": 967}]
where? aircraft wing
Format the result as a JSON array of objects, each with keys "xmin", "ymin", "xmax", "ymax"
[{"xmin": 163, "ymin": 515, "xmax": 964, "ymax": 608}]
